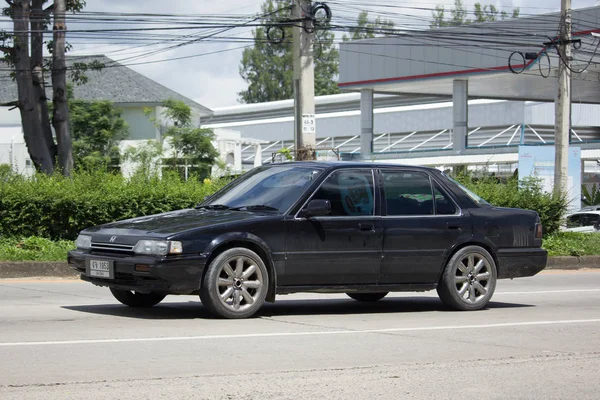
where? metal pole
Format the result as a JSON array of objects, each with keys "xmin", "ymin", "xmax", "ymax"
[
  {"xmin": 293, "ymin": 0, "xmax": 316, "ymax": 161},
  {"xmin": 554, "ymin": 0, "xmax": 572, "ymax": 196}
]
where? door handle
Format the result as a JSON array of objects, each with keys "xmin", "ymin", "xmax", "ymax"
[
  {"xmin": 359, "ymin": 223, "xmax": 375, "ymax": 232},
  {"xmin": 447, "ymin": 222, "xmax": 461, "ymax": 230}
]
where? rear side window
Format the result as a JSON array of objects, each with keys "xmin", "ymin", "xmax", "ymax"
[
  {"xmin": 312, "ymin": 170, "xmax": 375, "ymax": 216},
  {"xmin": 580, "ymin": 213, "xmax": 600, "ymax": 227},
  {"xmin": 444, "ymin": 174, "xmax": 490, "ymax": 206},
  {"xmin": 382, "ymin": 171, "xmax": 434, "ymax": 215},
  {"xmin": 434, "ymin": 183, "xmax": 457, "ymax": 215}
]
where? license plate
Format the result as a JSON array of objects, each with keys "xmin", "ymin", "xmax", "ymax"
[{"xmin": 88, "ymin": 259, "xmax": 114, "ymax": 279}]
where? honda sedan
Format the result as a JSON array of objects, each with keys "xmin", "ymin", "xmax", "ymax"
[{"xmin": 68, "ymin": 162, "xmax": 547, "ymax": 318}]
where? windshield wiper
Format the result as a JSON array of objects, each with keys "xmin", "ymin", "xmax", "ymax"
[
  {"xmin": 195, "ymin": 204, "xmax": 231, "ymax": 210},
  {"xmin": 230, "ymin": 205, "xmax": 280, "ymax": 212}
]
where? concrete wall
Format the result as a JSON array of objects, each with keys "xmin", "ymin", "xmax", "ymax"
[
  {"xmin": 0, "ymin": 107, "xmax": 21, "ymax": 127},
  {"xmin": 119, "ymin": 106, "xmax": 159, "ymax": 141},
  {"xmin": 526, "ymin": 102, "xmax": 600, "ymax": 126},
  {"xmin": 0, "ymin": 108, "xmax": 31, "ymax": 174}
]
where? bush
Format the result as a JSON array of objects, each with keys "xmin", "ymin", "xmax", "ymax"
[
  {"xmin": 543, "ymin": 232, "xmax": 600, "ymax": 257},
  {"xmin": 0, "ymin": 237, "xmax": 75, "ymax": 261},
  {"xmin": 457, "ymin": 176, "xmax": 567, "ymax": 236},
  {"xmin": 0, "ymin": 170, "xmax": 228, "ymax": 241}
]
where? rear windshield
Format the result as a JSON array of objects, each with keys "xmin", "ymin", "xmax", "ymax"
[{"xmin": 444, "ymin": 174, "xmax": 490, "ymax": 206}]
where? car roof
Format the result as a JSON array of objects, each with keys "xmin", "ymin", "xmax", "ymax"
[
  {"xmin": 268, "ymin": 161, "xmax": 438, "ymax": 171},
  {"xmin": 568, "ymin": 210, "xmax": 600, "ymax": 216}
]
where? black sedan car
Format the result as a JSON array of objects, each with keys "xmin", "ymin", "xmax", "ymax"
[{"xmin": 68, "ymin": 162, "xmax": 547, "ymax": 319}]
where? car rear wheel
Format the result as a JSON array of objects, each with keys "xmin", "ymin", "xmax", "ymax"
[
  {"xmin": 109, "ymin": 288, "xmax": 166, "ymax": 308},
  {"xmin": 346, "ymin": 292, "xmax": 388, "ymax": 302},
  {"xmin": 200, "ymin": 247, "xmax": 268, "ymax": 319},
  {"xmin": 437, "ymin": 245, "xmax": 497, "ymax": 311}
]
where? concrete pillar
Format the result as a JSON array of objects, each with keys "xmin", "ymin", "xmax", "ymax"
[
  {"xmin": 234, "ymin": 142, "xmax": 242, "ymax": 172},
  {"xmin": 360, "ymin": 89, "xmax": 374, "ymax": 160},
  {"xmin": 254, "ymin": 144, "xmax": 262, "ymax": 167},
  {"xmin": 452, "ymin": 80, "xmax": 468, "ymax": 154}
]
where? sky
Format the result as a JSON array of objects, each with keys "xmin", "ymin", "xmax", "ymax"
[{"xmin": 1, "ymin": 0, "xmax": 599, "ymax": 110}]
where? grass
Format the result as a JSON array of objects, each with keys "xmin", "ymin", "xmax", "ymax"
[
  {"xmin": 0, "ymin": 237, "xmax": 75, "ymax": 262},
  {"xmin": 1, "ymin": 232, "xmax": 599, "ymax": 262},
  {"xmin": 542, "ymin": 232, "xmax": 600, "ymax": 257}
]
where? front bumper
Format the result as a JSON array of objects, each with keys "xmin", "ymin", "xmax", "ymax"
[
  {"xmin": 68, "ymin": 250, "xmax": 208, "ymax": 295},
  {"xmin": 496, "ymin": 248, "xmax": 548, "ymax": 279}
]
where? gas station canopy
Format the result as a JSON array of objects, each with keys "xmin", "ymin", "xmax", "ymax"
[{"xmin": 339, "ymin": 6, "xmax": 600, "ymax": 104}]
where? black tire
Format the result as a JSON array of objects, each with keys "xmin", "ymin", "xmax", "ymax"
[
  {"xmin": 109, "ymin": 288, "xmax": 166, "ymax": 308},
  {"xmin": 437, "ymin": 245, "xmax": 497, "ymax": 311},
  {"xmin": 200, "ymin": 247, "xmax": 269, "ymax": 319},
  {"xmin": 346, "ymin": 292, "xmax": 388, "ymax": 302}
]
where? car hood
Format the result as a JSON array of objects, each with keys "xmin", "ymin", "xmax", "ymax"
[{"xmin": 84, "ymin": 209, "xmax": 276, "ymax": 237}]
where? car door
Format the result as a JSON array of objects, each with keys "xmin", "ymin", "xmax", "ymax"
[
  {"xmin": 377, "ymin": 169, "xmax": 471, "ymax": 284},
  {"xmin": 281, "ymin": 168, "xmax": 383, "ymax": 286}
]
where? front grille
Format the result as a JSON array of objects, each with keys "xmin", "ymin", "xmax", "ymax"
[{"xmin": 91, "ymin": 242, "xmax": 135, "ymax": 253}]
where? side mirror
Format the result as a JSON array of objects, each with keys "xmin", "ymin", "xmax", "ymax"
[{"xmin": 302, "ymin": 199, "xmax": 331, "ymax": 218}]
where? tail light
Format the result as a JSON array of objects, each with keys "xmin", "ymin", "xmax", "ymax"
[{"xmin": 535, "ymin": 223, "xmax": 543, "ymax": 239}]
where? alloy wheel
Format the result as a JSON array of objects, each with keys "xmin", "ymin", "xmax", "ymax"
[
  {"xmin": 453, "ymin": 253, "xmax": 492, "ymax": 305},
  {"xmin": 216, "ymin": 256, "xmax": 264, "ymax": 312}
]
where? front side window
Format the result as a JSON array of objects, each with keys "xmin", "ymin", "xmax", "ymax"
[
  {"xmin": 382, "ymin": 171, "xmax": 434, "ymax": 216},
  {"xmin": 312, "ymin": 170, "xmax": 375, "ymax": 216},
  {"xmin": 207, "ymin": 165, "xmax": 323, "ymax": 213},
  {"xmin": 566, "ymin": 215, "xmax": 581, "ymax": 228}
]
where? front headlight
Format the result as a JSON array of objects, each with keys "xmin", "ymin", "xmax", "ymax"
[
  {"xmin": 133, "ymin": 240, "xmax": 183, "ymax": 256},
  {"xmin": 76, "ymin": 234, "xmax": 92, "ymax": 250}
]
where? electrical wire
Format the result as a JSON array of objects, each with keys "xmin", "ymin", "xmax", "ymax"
[{"xmin": 0, "ymin": 1, "xmax": 598, "ymax": 84}]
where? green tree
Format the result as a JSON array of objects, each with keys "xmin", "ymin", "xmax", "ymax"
[
  {"xmin": 69, "ymin": 97, "xmax": 129, "ymax": 171},
  {"xmin": 122, "ymin": 140, "xmax": 164, "ymax": 179},
  {"xmin": 160, "ymin": 99, "xmax": 219, "ymax": 179},
  {"xmin": 431, "ymin": 0, "xmax": 520, "ymax": 28},
  {"xmin": 343, "ymin": 10, "xmax": 395, "ymax": 41},
  {"xmin": 1, "ymin": 0, "xmax": 91, "ymax": 175},
  {"xmin": 238, "ymin": 0, "xmax": 339, "ymax": 103}
]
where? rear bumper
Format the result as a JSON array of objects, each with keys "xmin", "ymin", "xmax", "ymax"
[
  {"xmin": 68, "ymin": 250, "xmax": 208, "ymax": 295},
  {"xmin": 496, "ymin": 248, "xmax": 548, "ymax": 279}
]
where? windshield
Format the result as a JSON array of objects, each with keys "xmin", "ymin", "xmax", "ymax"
[
  {"xmin": 444, "ymin": 174, "xmax": 490, "ymax": 206},
  {"xmin": 206, "ymin": 165, "xmax": 324, "ymax": 213}
]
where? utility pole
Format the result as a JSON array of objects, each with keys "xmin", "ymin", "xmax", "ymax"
[
  {"xmin": 292, "ymin": 0, "xmax": 316, "ymax": 161},
  {"xmin": 554, "ymin": 0, "xmax": 572, "ymax": 196}
]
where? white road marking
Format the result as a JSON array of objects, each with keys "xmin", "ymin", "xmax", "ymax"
[
  {"xmin": 495, "ymin": 289, "xmax": 600, "ymax": 295},
  {"xmin": 1, "ymin": 319, "xmax": 600, "ymax": 348}
]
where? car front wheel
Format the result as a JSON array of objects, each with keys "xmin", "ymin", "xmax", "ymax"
[
  {"xmin": 200, "ymin": 247, "xmax": 268, "ymax": 319},
  {"xmin": 346, "ymin": 292, "xmax": 388, "ymax": 302},
  {"xmin": 437, "ymin": 245, "xmax": 497, "ymax": 311},
  {"xmin": 109, "ymin": 288, "xmax": 166, "ymax": 308}
]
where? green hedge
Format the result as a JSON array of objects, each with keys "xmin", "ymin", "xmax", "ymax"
[
  {"xmin": 458, "ymin": 176, "xmax": 567, "ymax": 236},
  {"xmin": 0, "ymin": 169, "xmax": 568, "ymax": 241},
  {"xmin": 0, "ymin": 170, "xmax": 226, "ymax": 241}
]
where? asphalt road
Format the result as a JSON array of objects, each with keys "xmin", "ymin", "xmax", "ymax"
[{"xmin": 1, "ymin": 271, "xmax": 599, "ymax": 400}]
